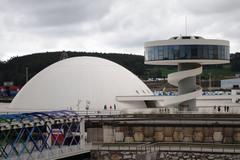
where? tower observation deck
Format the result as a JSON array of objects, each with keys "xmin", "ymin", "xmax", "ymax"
[{"xmin": 144, "ymin": 36, "xmax": 230, "ymax": 111}]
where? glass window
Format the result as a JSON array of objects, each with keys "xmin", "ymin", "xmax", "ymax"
[
  {"xmin": 226, "ymin": 46, "xmax": 230, "ymax": 59},
  {"xmin": 203, "ymin": 45, "xmax": 208, "ymax": 59},
  {"xmin": 148, "ymin": 52, "xmax": 151, "ymax": 61},
  {"xmin": 223, "ymin": 46, "xmax": 225, "ymax": 59},
  {"xmin": 144, "ymin": 48, "xmax": 148, "ymax": 61},
  {"xmin": 212, "ymin": 46, "xmax": 218, "ymax": 59},
  {"xmin": 217, "ymin": 46, "xmax": 221, "ymax": 59},
  {"xmin": 154, "ymin": 47, "xmax": 158, "ymax": 60},
  {"xmin": 144, "ymin": 44, "xmax": 229, "ymax": 61},
  {"xmin": 191, "ymin": 45, "xmax": 198, "ymax": 58},
  {"xmin": 185, "ymin": 46, "xmax": 191, "ymax": 58},
  {"xmin": 158, "ymin": 46, "xmax": 163, "ymax": 60},
  {"xmin": 197, "ymin": 45, "xmax": 203, "ymax": 58},
  {"xmin": 163, "ymin": 46, "xmax": 168, "ymax": 60},
  {"xmin": 149, "ymin": 47, "xmax": 154, "ymax": 60},
  {"xmin": 173, "ymin": 45, "xmax": 180, "ymax": 59},
  {"xmin": 221, "ymin": 46, "xmax": 225, "ymax": 59},
  {"xmin": 168, "ymin": 46, "xmax": 174, "ymax": 60},
  {"xmin": 180, "ymin": 46, "xmax": 185, "ymax": 59},
  {"xmin": 209, "ymin": 46, "xmax": 213, "ymax": 59}
]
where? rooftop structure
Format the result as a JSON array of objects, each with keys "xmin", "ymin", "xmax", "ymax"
[
  {"xmin": 221, "ymin": 78, "xmax": 240, "ymax": 89},
  {"xmin": 144, "ymin": 36, "xmax": 230, "ymax": 111}
]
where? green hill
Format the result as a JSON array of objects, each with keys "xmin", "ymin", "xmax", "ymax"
[{"xmin": 0, "ymin": 51, "xmax": 239, "ymax": 85}]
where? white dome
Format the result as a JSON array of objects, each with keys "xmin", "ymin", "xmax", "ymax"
[{"xmin": 9, "ymin": 56, "xmax": 153, "ymax": 111}]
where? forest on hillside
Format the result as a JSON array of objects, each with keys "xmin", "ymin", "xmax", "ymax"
[{"xmin": 0, "ymin": 51, "xmax": 239, "ymax": 85}]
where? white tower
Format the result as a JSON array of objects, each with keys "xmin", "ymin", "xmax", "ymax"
[{"xmin": 144, "ymin": 36, "xmax": 230, "ymax": 111}]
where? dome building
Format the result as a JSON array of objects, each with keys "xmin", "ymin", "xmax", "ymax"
[
  {"xmin": 8, "ymin": 36, "xmax": 233, "ymax": 114},
  {"xmin": 9, "ymin": 57, "xmax": 153, "ymax": 112}
]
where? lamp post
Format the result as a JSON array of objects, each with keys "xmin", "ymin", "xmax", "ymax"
[
  {"xmin": 76, "ymin": 99, "xmax": 81, "ymax": 113},
  {"xmin": 110, "ymin": 106, "xmax": 112, "ymax": 116},
  {"xmin": 85, "ymin": 100, "xmax": 90, "ymax": 117},
  {"xmin": 85, "ymin": 106, "xmax": 89, "ymax": 117},
  {"xmin": 209, "ymin": 73, "xmax": 212, "ymax": 92},
  {"xmin": 25, "ymin": 67, "xmax": 29, "ymax": 83}
]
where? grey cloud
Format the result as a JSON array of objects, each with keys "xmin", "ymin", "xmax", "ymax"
[
  {"xmin": 0, "ymin": 0, "xmax": 240, "ymax": 60},
  {"xmin": 1, "ymin": 0, "xmax": 112, "ymax": 27},
  {"xmin": 180, "ymin": 0, "xmax": 240, "ymax": 15}
]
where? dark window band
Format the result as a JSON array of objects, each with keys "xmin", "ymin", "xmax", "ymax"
[{"xmin": 145, "ymin": 45, "xmax": 229, "ymax": 61}]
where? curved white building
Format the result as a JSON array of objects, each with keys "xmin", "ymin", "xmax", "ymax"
[
  {"xmin": 144, "ymin": 36, "xmax": 230, "ymax": 111},
  {"xmin": 9, "ymin": 57, "xmax": 153, "ymax": 112},
  {"xmin": 7, "ymin": 36, "xmax": 235, "ymax": 114}
]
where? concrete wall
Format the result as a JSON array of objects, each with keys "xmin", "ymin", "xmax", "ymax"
[
  {"xmin": 94, "ymin": 126, "xmax": 240, "ymax": 144},
  {"xmin": 103, "ymin": 126, "xmax": 115, "ymax": 143},
  {"xmin": 87, "ymin": 128, "xmax": 103, "ymax": 143}
]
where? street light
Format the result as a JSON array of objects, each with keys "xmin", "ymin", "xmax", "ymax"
[
  {"xmin": 85, "ymin": 100, "xmax": 90, "ymax": 117},
  {"xmin": 76, "ymin": 99, "xmax": 81, "ymax": 113},
  {"xmin": 25, "ymin": 67, "xmax": 29, "ymax": 83},
  {"xmin": 209, "ymin": 73, "xmax": 212, "ymax": 91},
  {"xmin": 85, "ymin": 106, "xmax": 89, "ymax": 117}
]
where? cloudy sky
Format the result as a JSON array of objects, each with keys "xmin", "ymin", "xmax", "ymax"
[{"xmin": 0, "ymin": 0, "xmax": 239, "ymax": 60}]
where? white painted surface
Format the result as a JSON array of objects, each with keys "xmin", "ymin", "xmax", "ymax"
[
  {"xmin": 144, "ymin": 38, "xmax": 229, "ymax": 47},
  {"xmin": 9, "ymin": 57, "xmax": 153, "ymax": 111},
  {"xmin": 221, "ymin": 78, "xmax": 240, "ymax": 89},
  {"xmin": 118, "ymin": 65, "xmax": 203, "ymax": 107},
  {"xmin": 0, "ymin": 103, "xmax": 10, "ymax": 112},
  {"xmin": 145, "ymin": 59, "xmax": 229, "ymax": 65},
  {"xmin": 168, "ymin": 65, "xmax": 202, "ymax": 86},
  {"xmin": 117, "ymin": 90, "xmax": 201, "ymax": 107}
]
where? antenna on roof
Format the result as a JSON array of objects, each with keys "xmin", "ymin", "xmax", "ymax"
[{"xmin": 185, "ymin": 16, "xmax": 188, "ymax": 36}]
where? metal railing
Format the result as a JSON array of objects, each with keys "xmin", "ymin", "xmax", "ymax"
[
  {"xmin": 91, "ymin": 142, "xmax": 240, "ymax": 154},
  {"xmin": 0, "ymin": 111, "xmax": 89, "ymax": 160},
  {"xmin": 8, "ymin": 143, "xmax": 92, "ymax": 160},
  {"xmin": 2, "ymin": 109, "xmax": 240, "ymax": 117},
  {"xmin": 76, "ymin": 110, "xmax": 122, "ymax": 116}
]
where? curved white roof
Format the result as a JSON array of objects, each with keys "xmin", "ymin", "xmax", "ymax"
[
  {"xmin": 9, "ymin": 57, "xmax": 152, "ymax": 111},
  {"xmin": 144, "ymin": 37, "xmax": 229, "ymax": 47}
]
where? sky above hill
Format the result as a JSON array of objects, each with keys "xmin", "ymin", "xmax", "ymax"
[{"xmin": 0, "ymin": 0, "xmax": 240, "ymax": 60}]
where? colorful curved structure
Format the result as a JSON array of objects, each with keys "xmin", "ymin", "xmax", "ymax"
[
  {"xmin": 0, "ymin": 110, "xmax": 88, "ymax": 159},
  {"xmin": 144, "ymin": 36, "xmax": 230, "ymax": 111}
]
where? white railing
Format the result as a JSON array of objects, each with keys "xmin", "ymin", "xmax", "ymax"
[
  {"xmin": 76, "ymin": 110, "xmax": 122, "ymax": 116},
  {"xmin": 9, "ymin": 143, "xmax": 92, "ymax": 160}
]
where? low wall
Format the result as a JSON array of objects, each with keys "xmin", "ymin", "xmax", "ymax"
[
  {"xmin": 87, "ymin": 126, "xmax": 240, "ymax": 144},
  {"xmin": 87, "ymin": 128, "xmax": 103, "ymax": 143},
  {"xmin": 91, "ymin": 151, "xmax": 240, "ymax": 160}
]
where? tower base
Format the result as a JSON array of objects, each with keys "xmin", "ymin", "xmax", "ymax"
[{"xmin": 178, "ymin": 63, "xmax": 200, "ymax": 111}]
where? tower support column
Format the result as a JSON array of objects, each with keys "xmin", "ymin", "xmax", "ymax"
[{"xmin": 178, "ymin": 63, "xmax": 199, "ymax": 111}]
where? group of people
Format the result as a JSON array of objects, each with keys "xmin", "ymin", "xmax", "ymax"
[
  {"xmin": 213, "ymin": 105, "xmax": 230, "ymax": 112},
  {"xmin": 103, "ymin": 104, "xmax": 117, "ymax": 110}
]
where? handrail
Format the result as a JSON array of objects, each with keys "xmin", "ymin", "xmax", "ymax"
[
  {"xmin": 91, "ymin": 142, "xmax": 240, "ymax": 154},
  {"xmin": 161, "ymin": 64, "xmax": 203, "ymax": 106}
]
